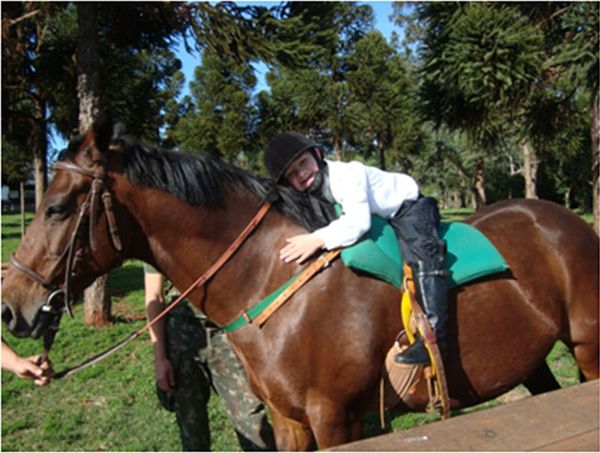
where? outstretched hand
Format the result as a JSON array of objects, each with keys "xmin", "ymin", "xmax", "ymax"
[{"xmin": 280, "ymin": 233, "xmax": 325, "ymax": 264}]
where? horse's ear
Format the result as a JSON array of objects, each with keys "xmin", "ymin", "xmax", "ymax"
[
  {"xmin": 91, "ymin": 111, "xmax": 113, "ymax": 153},
  {"xmin": 112, "ymin": 122, "xmax": 126, "ymax": 140}
]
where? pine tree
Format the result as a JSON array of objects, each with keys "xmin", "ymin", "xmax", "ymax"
[{"xmin": 172, "ymin": 49, "xmax": 257, "ymax": 166}]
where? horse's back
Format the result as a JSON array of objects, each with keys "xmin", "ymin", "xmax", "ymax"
[
  {"xmin": 467, "ymin": 198, "xmax": 597, "ymax": 245},
  {"xmin": 467, "ymin": 198, "xmax": 598, "ymax": 290}
]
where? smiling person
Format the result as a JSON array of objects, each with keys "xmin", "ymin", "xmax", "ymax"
[{"xmin": 264, "ymin": 131, "xmax": 449, "ymax": 365}]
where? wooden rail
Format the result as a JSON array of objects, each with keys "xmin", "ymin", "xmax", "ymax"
[{"xmin": 328, "ymin": 380, "xmax": 599, "ymax": 451}]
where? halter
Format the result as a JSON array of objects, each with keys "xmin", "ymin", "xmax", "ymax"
[{"xmin": 9, "ymin": 160, "xmax": 122, "ymax": 347}]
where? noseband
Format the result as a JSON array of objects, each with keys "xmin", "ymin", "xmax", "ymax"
[{"xmin": 9, "ymin": 160, "xmax": 122, "ymax": 340}]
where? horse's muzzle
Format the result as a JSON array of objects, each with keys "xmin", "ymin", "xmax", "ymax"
[{"xmin": 1, "ymin": 303, "xmax": 33, "ymax": 338}]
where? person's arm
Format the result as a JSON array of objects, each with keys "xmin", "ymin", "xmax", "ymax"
[
  {"xmin": 280, "ymin": 162, "xmax": 371, "ymax": 264},
  {"xmin": 1, "ymin": 340, "xmax": 53, "ymax": 386},
  {"xmin": 144, "ymin": 272, "xmax": 175, "ymax": 393}
]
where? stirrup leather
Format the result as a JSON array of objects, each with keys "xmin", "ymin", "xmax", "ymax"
[{"xmin": 400, "ymin": 263, "xmax": 451, "ymax": 420}]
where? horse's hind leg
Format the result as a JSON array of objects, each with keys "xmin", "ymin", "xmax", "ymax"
[
  {"xmin": 571, "ymin": 339, "xmax": 599, "ymax": 382},
  {"xmin": 567, "ymin": 243, "xmax": 599, "ymax": 381},
  {"xmin": 523, "ymin": 361, "xmax": 560, "ymax": 395},
  {"xmin": 565, "ymin": 292, "xmax": 599, "ymax": 382},
  {"xmin": 269, "ymin": 404, "xmax": 315, "ymax": 451}
]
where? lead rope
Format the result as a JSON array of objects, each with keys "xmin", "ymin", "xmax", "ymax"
[{"xmin": 53, "ymin": 200, "xmax": 272, "ymax": 379}]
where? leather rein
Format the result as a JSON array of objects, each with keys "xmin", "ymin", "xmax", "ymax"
[{"xmin": 9, "ymin": 158, "xmax": 274, "ymax": 378}]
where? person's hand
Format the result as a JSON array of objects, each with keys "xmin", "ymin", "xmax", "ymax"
[
  {"xmin": 14, "ymin": 355, "xmax": 54, "ymax": 386},
  {"xmin": 155, "ymin": 356, "xmax": 176, "ymax": 393},
  {"xmin": 280, "ymin": 233, "xmax": 325, "ymax": 264}
]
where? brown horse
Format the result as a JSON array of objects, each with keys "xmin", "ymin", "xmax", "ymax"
[{"xmin": 3, "ymin": 117, "xmax": 599, "ymax": 450}]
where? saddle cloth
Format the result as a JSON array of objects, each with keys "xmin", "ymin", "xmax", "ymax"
[{"xmin": 341, "ymin": 215, "xmax": 509, "ymax": 288}]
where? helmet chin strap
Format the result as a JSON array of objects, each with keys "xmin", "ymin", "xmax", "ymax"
[
  {"xmin": 307, "ymin": 169, "xmax": 325, "ymax": 195},
  {"xmin": 306, "ymin": 148, "xmax": 328, "ymax": 196}
]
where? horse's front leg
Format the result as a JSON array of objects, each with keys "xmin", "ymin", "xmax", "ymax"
[
  {"xmin": 269, "ymin": 404, "xmax": 315, "ymax": 451},
  {"xmin": 351, "ymin": 418, "xmax": 364, "ymax": 441},
  {"xmin": 306, "ymin": 398, "xmax": 354, "ymax": 449}
]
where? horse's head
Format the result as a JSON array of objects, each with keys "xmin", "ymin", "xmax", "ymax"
[{"xmin": 2, "ymin": 114, "xmax": 125, "ymax": 339}]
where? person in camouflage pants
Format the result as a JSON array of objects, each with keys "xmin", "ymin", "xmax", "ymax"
[{"xmin": 145, "ymin": 266, "xmax": 275, "ymax": 451}]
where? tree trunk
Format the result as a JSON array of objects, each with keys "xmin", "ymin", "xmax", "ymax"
[
  {"xmin": 20, "ymin": 181, "xmax": 25, "ymax": 238},
  {"xmin": 83, "ymin": 275, "xmax": 112, "ymax": 326},
  {"xmin": 522, "ymin": 142, "xmax": 539, "ymax": 199},
  {"xmin": 378, "ymin": 140, "xmax": 386, "ymax": 171},
  {"xmin": 333, "ymin": 134, "xmax": 343, "ymax": 161},
  {"xmin": 592, "ymin": 93, "xmax": 599, "ymax": 234},
  {"xmin": 32, "ymin": 102, "xmax": 48, "ymax": 211},
  {"xmin": 78, "ymin": 3, "xmax": 112, "ymax": 326},
  {"xmin": 446, "ymin": 189, "xmax": 464, "ymax": 209},
  {"xmin": 77, "ymin": 4, "xmax": 102, "ymax": 123},
  {"xmin": 471, "ymin": 156, "xmax": 486, "ymax": 210},
  {"xmin": 564, "ymin": 186, "xmax": 571, "ymax": 209}
]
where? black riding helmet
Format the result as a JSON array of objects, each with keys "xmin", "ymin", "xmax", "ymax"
[{"xmin": 264, "ymin": 131, "xmax": 319, "ymax": 182}]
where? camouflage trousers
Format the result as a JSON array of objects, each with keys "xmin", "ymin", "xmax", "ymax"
[{"xmin": 156, "ymin": 302, "xmax": 275, "ymax": 451}]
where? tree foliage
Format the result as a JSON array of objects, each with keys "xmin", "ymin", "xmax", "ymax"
[
  {"xmin": 2, "ymin": 1, "xmax": 596, "ymax": 216},
  {"xmin": 346, "ymin": 31, "xmax": 420, "ymax": 170},
  {"xmin": 418, "ymin": 3, "xmax": 543, "ymax": 142},
  {"xmin": 171, "ymin": 50, "xmax": 257, "ymax": 165},
  {"xmin": 393, "ymin": 2, "xmax": 597, "ymax": 209}
]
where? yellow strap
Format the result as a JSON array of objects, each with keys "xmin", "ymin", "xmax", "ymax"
[{"xmin": 400, "ymin": 263, "xmax": 451, "ymax": 419}]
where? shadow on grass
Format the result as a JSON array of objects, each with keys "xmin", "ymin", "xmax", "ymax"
[
  {"xmin": 2, "ymin": 232, "xmax": 25, "ymax": 240},
  {"xmin": 109, "ymin": 262, "xmax": 144, "ymax": 294},
  {"xmin": 2, "ymin": 219, "xmax": 31, "ymax": 228},
  {"xmin": 111, "ymin": 315, "xmax": 146, "ymax": 325}
]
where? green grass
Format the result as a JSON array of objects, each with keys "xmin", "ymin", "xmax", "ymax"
[
  {"xmin": 574, "ymin": 209, "xmax": 595, "ymax": 227},
  {"xmin": 1, "ymin": 260, "xmax": 244, "ymax": 451},
  {"xmin": 441, "ymin": 207, "xmax": 475, "ymax": 222},
  {"xmin": 1, "ymin": 212, "xmax": 34, "ymax": 262},
  {"xmin": 1, "ymin": 209, "xmax": 584, "ymax": 451}
]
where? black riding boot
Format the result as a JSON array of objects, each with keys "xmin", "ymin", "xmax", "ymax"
[{"xmin": 395, "ymin": 259, "xmax": 448, "ymax": 365}]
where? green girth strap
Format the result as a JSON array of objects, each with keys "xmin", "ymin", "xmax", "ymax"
[{"xmin": 222, "ymin": 274, "xmax": 301, "ymax": 331}]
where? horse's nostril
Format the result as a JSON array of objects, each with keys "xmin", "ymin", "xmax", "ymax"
[{"xmin": 2, "ymin": 303, "xmax": 15, "ymax": 328}]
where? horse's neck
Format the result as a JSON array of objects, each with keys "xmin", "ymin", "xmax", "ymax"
[
  {"xmin": 198, "ymin": 205, "xmax": 306, "ymax": 326},
  {"xmin": 119, "ymin": 180, "xmax": 301, "ymax": 325}
]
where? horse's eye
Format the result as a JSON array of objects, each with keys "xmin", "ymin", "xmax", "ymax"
[{"xmin": 46, "ymin": 204, "xmax": 68, "ymax": 220}]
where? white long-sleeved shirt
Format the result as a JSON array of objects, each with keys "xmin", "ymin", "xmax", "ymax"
[{"xmin": 314, "ymin": 159, "xmax": 419, "ymax": 250}]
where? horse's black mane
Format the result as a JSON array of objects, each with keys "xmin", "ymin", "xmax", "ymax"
[{"xmin": 73, "ymin": 135, "xmax": 336, "ymax": 231}]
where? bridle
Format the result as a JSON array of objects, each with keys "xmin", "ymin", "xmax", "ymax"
[
  {"xmin": 8, "ymin": 157, "xmax": 275, "ymax": 378},
  {"xmin": 9, "ymin": 160, "xmax": 122, "ymax": 349}
]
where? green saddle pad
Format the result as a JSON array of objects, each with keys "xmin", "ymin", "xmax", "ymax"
[{"xmin": 341, "ymin": 215, "xmax": 509, "ymax": 288}]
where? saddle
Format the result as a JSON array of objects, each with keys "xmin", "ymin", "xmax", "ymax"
[{"xmin": 340, "ymin": 214, "xmax": 509, "ymax": 289}]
